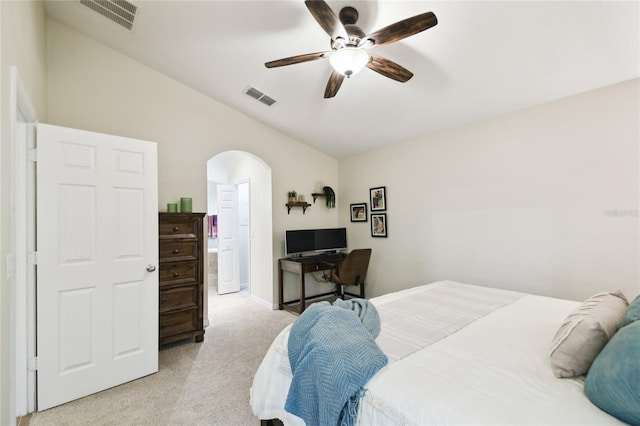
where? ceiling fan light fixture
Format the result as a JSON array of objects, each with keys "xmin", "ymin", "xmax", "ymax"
[{"xmin": 329, "ymin": 47, "xmax": 370, "ymax": 77}]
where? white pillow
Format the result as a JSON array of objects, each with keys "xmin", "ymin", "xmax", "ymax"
[{"xmin": 549, "ymin": 290, "xmax": 628, "ymax": 378}]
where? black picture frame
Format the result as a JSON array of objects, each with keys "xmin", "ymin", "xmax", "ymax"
[
  {"xmin": 350, "ymin": 203, "xmax": 367, "ymax": 222},
  {"xmin": 369, "ymin": 186, "xmax": 386, "ymax": 211},
  {"xmin": 371, "ymin": 213, "xmax": 387, "ymax": 238}
]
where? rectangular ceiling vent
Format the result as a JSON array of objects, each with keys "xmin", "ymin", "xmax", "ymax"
[
  {"xmin": 80, "ymin": 0, "xmax": 137, "ymax": 30},
  {"xmin": 244, "ymin": 86, "xmax": 276, "ymax": 107}
]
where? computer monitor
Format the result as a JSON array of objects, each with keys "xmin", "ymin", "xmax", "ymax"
[{"xmin": 284, "ymin": 227, "xmax": 347, "ymax": 257}]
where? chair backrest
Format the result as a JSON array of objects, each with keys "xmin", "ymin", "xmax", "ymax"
[{"xmin": 337, "ymin": 248, "xmax": 372, "ymax": 287}]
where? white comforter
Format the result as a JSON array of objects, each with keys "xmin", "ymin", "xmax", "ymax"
[{"xmin": 250, "ymin": 281, "xmax": 623, "ymax": 425}]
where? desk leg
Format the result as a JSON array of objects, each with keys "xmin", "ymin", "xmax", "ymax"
[
  {"xmin": 299, "ymin": 272, "xmax": 306, "ymax": 314},
  {"xmin": 278, "ymin": 261, "xmax": 284, "ymax": 310}
]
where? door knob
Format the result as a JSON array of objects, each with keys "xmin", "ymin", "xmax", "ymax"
[{"xmin": 146, "ymin": 265, "xmax": 156, "ymax": 272}]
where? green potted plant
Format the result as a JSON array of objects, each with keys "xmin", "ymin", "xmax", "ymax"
[{"xmin": 288, "ymin": 190, "xmax": 297, "ymax": 203}]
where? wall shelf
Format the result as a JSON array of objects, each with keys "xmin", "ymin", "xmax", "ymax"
[
  {"xmin": 286, "ymin": 202, "xmax": 311, "ymax": 214},
  {"xmin": 311, "ymin": 193, "xmax": 325, "ymax": 204}
]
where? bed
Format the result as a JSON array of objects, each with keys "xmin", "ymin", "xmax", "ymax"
[{"xmin": 250, "ymin": 280, "xmax": 637, "ymax": 425}]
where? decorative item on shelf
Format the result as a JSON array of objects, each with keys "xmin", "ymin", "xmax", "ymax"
[
  {"xmin": 311, "ymin": 181, "xmax": 325, "ymax": 203},
  {"xmin": 286, "ymin": 190, "xmax": 310, "ymax": 214},
  {"xmin": 323, "ymin": 186, "xmax": 335, "ymax": 208},
  {"xmin": 180, "ymin": 197, "xmax": 192, "ymax": 213},
  {"xmin": 167, "ymin": 203, "xmax": 178, "ymax": 213}
]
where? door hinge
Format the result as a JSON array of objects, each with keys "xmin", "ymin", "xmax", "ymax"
[
  {"xmin": 27, "ymin": 252, "xmax": 37, "ymax": 265},
  {"xmin": 28, "ymin": 357, "xmax": 38, "ymax": 371},
  {"xmin": 27, "ymin": 148, "xmax": 37, "ymax": 162}
]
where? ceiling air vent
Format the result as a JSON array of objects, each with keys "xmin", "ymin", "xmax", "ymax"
[
  {"xmin": 244, "ymin": 86, "xmax": 277, "ymax": 107},
  {"xmin": 80, "ymin": 0, "xmax": 137, "ymax": 30}
]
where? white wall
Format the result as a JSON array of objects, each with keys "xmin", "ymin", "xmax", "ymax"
[
  {"xmin": 46, "ymin": 19, "xmax": 340, "ymax": 305},
  {"xmin": 0, "ymin": 1, "xmax": 47, "ymax": 424},
  {"xmin": 207, "ymin": 180, "xmax": 218, "ymax": 215},
  {"xmin": 340, "ymin": 79, "xmax": 640, "ymax": 302}
]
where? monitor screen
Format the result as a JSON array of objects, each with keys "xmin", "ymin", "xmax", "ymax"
[
  {"xmin": 314, "ymin": 228, "xmax": 347, "ymax": 252},
  {"xmin": 285, "ymin": 228, "xmax": 347, "ymax": 256},
  {"xmin": 284, "ymin": 229, "xmax": 315, "ymax": 256}
]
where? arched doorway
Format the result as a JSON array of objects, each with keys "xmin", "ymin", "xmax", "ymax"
[{"xmin": 206, "ymin": 151, "xmax": 273, "ymax": 305}]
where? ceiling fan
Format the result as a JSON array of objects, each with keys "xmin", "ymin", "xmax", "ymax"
[{"xmin": 265, "ymin": 0, "xmax": 438, "ymax": 98}]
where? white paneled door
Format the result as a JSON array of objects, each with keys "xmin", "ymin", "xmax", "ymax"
[
  {"xmin": 36, "ymin": 124, "xmax": 158, "ymax": 410},
  {"xmin": 217, "ymin": 184, "xmax": 240, "ymax": 294}
]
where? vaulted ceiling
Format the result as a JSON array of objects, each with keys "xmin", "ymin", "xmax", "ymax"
[{"xmin": 44, "ymin": 1, "xmax": 640, "ymax": 158}]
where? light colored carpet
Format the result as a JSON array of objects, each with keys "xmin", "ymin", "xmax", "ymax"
[{"xmin": 30, "ymin": 286, "xmax": 295, "ymax": 426}]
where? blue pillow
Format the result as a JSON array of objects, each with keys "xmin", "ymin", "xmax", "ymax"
[
  {"xmin": 584, "ymin": 320, "xmax": 640, "ymax": 425},
  {"xmin": 619, "ymin": 294, "xmax": 640, "ymax": 329}
]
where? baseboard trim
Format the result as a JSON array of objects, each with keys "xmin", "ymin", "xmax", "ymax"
[
  {"xmin": 17, "ymin": 413, "xmax": 33, "ymax": 426},
  {"xmin": 251, "ymin": 294, "xmax": 278, "ymax": 310}
]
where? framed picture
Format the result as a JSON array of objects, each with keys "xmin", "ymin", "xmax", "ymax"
[
  {"xmin": 350, "ymin": 203, "xmax": 367, "ymax": 222},
  {"xmin": 371, "ymin": 213, "xmax": 387, "ymax": 238},
  {"xmin": 370, "ymin": 186, "xmax": 386, "ymax": 211}
]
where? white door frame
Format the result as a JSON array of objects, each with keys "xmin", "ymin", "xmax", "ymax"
[
  {"xmin": 9, "ymin": 66, "xmax": 38, "ymax": 415},
  {"xmin": 237, "ymin": 179, "xmax": 251, "ymax": 292}
]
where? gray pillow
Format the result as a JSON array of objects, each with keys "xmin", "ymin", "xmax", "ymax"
[{"xmin": 549, "ymin": 290, "xmax": 628, "ymax": 378}]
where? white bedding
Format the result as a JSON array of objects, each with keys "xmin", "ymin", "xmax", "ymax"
[{"xmin": 250, "ymin": 281, "xmax": 623, "ymax": 425}]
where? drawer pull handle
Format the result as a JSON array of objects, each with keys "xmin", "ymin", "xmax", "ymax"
[
  {"xmin": 173, "ymin": 272, "xmax": 179, "ymax": 277},
  {"xmin": 173, "ymin": 226, "xmax": 179, "ymax": 232},
  {"xmin": 173, "ymin": 249, "xmax": 179, "ymax": 254}
]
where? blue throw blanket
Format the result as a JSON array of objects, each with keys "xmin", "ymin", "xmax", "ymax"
[
  {"xmin": 332, "ymin": 298, "xmax": 381, "ymax": 338},
  {"xmin": 285, "ymin": 300, "xmax": 387, "ymax": 426}
]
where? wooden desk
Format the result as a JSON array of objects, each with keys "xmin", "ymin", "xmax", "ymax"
[{"xmin": 278, "ymin": 253, "xmax": 346, "ymax": 315}]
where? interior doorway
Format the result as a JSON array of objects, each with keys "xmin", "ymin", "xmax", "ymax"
[
  {"xmin": 10, "ymin": 66, "xmax": 38, "ymax": 417},
  {"xmin": 206, "ymin": 151, "xmax": 273, "ymax": 305}
]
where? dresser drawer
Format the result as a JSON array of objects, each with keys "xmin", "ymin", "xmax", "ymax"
[
  {"xmin": 159, "ymin": 285, "xmax": 197, "ymax": 313},
  {"xmin": 159, "ymin": 309, "xmax": 198, "ymax": 338},
  {"xmin": 159, "ymin": 240, "xmax": 198, "ymax": 261},
  {"xmin": 159, "ymin": 216, "xmax": 199, "ymax": 238},
  {"xmin": 159, "ymin": 260, "xmax": 198, "ymax": 285}
]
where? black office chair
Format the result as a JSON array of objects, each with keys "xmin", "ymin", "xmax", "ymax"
[{"xmin": 323, "ymin": 249, "xmax": 372, "ymax": 299}]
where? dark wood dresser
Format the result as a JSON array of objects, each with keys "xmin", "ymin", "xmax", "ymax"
[{"xmin": 158, "ymin": 212, "xmax": 205, "ymax": 346}]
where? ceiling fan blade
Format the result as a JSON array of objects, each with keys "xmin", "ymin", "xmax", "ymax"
[
  {"xmin": 305, "ymin": 0, "xmax": 348, "ymax": 41},
  {"xmin": 265, "ymin": 52, "xmax": 329, "ymax": 68},
  {"xmin": 324, "ymin": 71, "xmax": 345, "ymax": 98},
  {"xmin": 367, "ymin": 54, "xmax": 413, "ymax": 82},
  {"xmin": 360, "ymin": 12, "xmax": 437, "ymax": 47}
]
